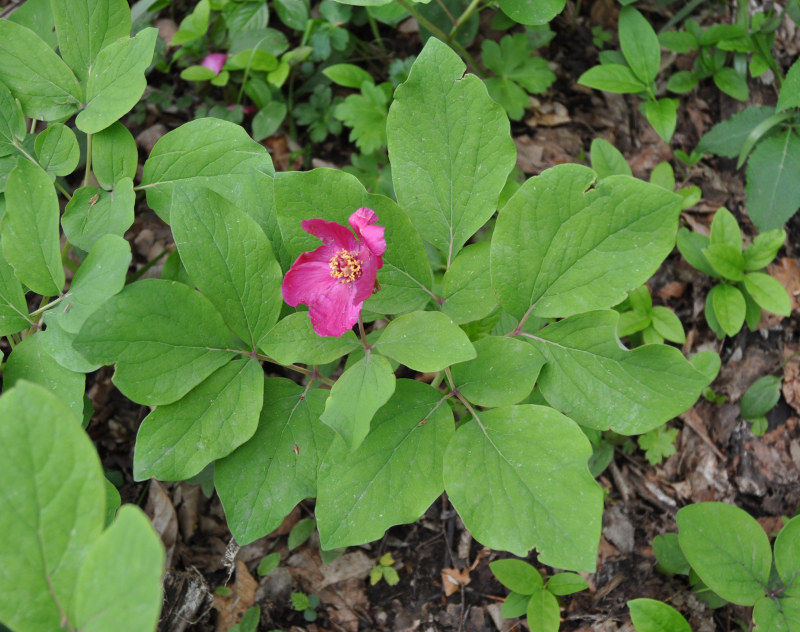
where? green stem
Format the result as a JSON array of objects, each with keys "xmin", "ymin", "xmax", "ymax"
[
  {"xmin": 83, "ymin": 133, "xmax": 93, "ymax": 188},
  {"xmin": 28, "ymin": 294, "xmax": 65, "ymax": 318},
  {"xmin": 54, "ymin": 180, "xmax": 72, "ymax": 201},
  {"xmin": 366, "ymin": 10, "xmax": 386, "ymax": 54},
  {"xmin": 127, "ymin": 248, "xmax": 170, "ymax": 283},
  {"xmin": 450, "ymin": 0, "xmax": 481, "ymax": 40},
  {"xmin": 395, "ymin": 0, "xmax": 485, "ymax": 77}
]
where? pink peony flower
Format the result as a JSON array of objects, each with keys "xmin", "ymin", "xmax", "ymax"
[
  {"xmin": 282, "ymin": 207, "xmax": 386, "ymax": 337},
  {"xmin": 200, "ymin": 53, "xmax": 227, "ymax": 75}
]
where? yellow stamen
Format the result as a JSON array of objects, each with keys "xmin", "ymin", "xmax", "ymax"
[{"xmin": 329, "ymin": 249, "xmax": 363, "ymax": 283}]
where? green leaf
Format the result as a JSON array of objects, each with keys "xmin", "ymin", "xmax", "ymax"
[
  {"xmin": 638, "ymin": 426, "xmax": 678, "ymax": 465},
  {"xmin": 653, "ymin": 533, "xmax": 691, "ymax": 575},
  {"xmin": 650, "ymin": 162, "xmax": 675, "ymax": 191},
  {"xmin": 708, "ymin": 283, "xmax": 746, "ymax": 336},
  {"xmin": 1, "ymin": 159, "xmax": 64, "ymax": 295},
  {"xmin": 0, "ymin": 82, "xmax": 26, "ymax": 158},
  {"xmin": 72, "ymin": 505, "xmax": 164, "ymax": 632},
  {"xmin": 288, "ymin": 518, "xmax": 316, "ymax": 550},
  {"xmin": 51, "ymin": 0, "xmax": 131, "ymax": 83},
  {"xmin": 61, "ymin": 178, "xmax": 136, "ymax": 251},
  {"xmin": 677, "ymin": 502, "xmax": 772, "ymax": 605},
  {"xmin": 141, "ymin": 118, "xmax": 275, "ymax": 223},
  {"xmin": 75, "ymin": 279, "xmax": 236, "ymax": 405},
  {"xmin": 276, "ymin": 169, "xmax": 432, "ymax": 312},
  {"xmin": 710, "ymin": 206, "xmax": 742, "ymax": 249},
  {"xmin": 0, "ymin": 381, "xmax": 105, "ymax": 632},
  {"xmin": 180, "ymin": 65, "xmax": 217, "ymax": 81},
  {"xmin": 649, "ymin": 306, "xmax": 685, "ymax": 344},
  {"xmin": 93, "ymin": 121, "xmax": 138, "ymax": 190},
  {"xmin": 498, "ymin": 0, "xmax": 565, "ymax": 25},
  {"xmin": 7, "ymin": 0, "xmax": 57, "ymax": 49},
  {"xmin": 484, "ymin": 76, "xmax": 532, "ymax": 121},
  {"xmin": 676, "ymin": 228, "xmax": 715, "ymax": 277},
  {"xmin": 491, "ymin": 165, "xmax": 682, "ymax": 319},
  {"xmin": 774, "ymin": 515, "xmax": 800, "ymax": 587},
  {"xmin": 628, "ymin": 598, "xmax": 691, "ymax": 632},
  {"xmin": 374, "ymin": 311, "xmax": 475, "ymax": 372},
  {"xmin": 0, "ymin": 19, "xmax": 82, "ymax": 121},
  {"xmin": 753, "ymin": 596, "xmax": 800, "ymax": 632},
  {"xmin": 500, "ymin": 591, "xmax": 530, "ymax": 618},
  {"xmin": 224, "ymin": 1, "xmax": 269, "ymax": 38},
  {"xmin": 35, "ymin": 123, "xmax": 80, "ymax": 176},
  {"xmin": 704, "ymin": 243, "xmax": 745, "ymax": 281},
  {"xmin": 215, "ymin": 379, "xmax": 333, "ymax": 545},
  {"xmin": 666, "ymin": 70, "xmax": 699, "ymax": 94},
  {"xmin": 743, "ymin": 229, "xmax": 785, "ymax": 270},
  {"xmin": 259, "ymin": 312, "xmax": 360, "ymax": 365},
  {"xmin": 590, "ymin": 138, "xmax": 631, "ymax": 180},
  {"xmin": 444, "ymin": 406, "xmax": 602, "ymax": 570},
  {"xmin": 697, "ymin": 106, "xmax": 776, "ymax": 158},
  {"xmin": 777, "ymin": 58, "xmax": 800, "ymax": 111},
  {"xmin": 39, "ymin": 315, "xmax": 101, "ymax": 373},
  {"xmin": 172, "ymin": 0, "xmax": 209, "ymax": 45},
  {"xmin": 323, "ymin": 63, "xmax": 374, "ymax": 88},
  {"xmin": 489, "ymin": 559, "xmax": 542, "ymax": 594},
  {"xmin": 251, "ymin": 102, "xmax": 287, "ymax": 142},
  {"xmin": 645, "ymin": 98, "xmax": 678, "ymax": 143},
  {"xmin": 482, "ymin": 33, "xmax": 555, "ymax": 96},
  {"xmin": 316, "ymin": 380, "xmax": 454, "ymax": 549},
  {"xmin": 741, "ymin": 375, "xmax": 782, "ymax": 419},
  {"xmin": 526, "ymin": 587, "xmax": 560, "ymax": 632},
  {"xmin": 743, "ymin": 272, "xmax": 791, "ymax": 316},
  {"xmin": 690, "ymin": 350, "xmax": 721, "ymax": 383},
  {"xmin": 451, "ymin": 336, "xmax": 544, "ymax": 407},
  {"xmin": 257, "ymin": 552, "xmax": 281, "ymax": 576},
  {"xmin": 578, "ymin": 63, "xmax": 646, "ymax": 93},
  {"xmin": 171, "ymin": 186, "xmax": 282, "ymax": 349},
  {"xmin": 440, "ymin": 242, "xmax": 497, "ymax": 324},
  {"xmin": 76, "ymin": 27, "xmax": 158, "ymax": 134},
  {"xmin": 714, "ymin": 67, "xmax": 749, "ymax": 101},
  {"xmin": 745, "ymin": 130, "xmax": 800, "ymax": 231},
  {"xmin": 334, "ymin": 82, "xmax": 390, "ymax": 154},
  {"xmin": 4, "ymin": 333, "xmax": 85, "ymax": 421},
  {"xmin": 319, "ymin": 353, "xmax": 396, "ymax": 450},
  {"xmin": 546, "ymin": 572, "xmax": 589, "ymax": 596},
  {"xmin": 134, "ymin": 358, "xmax": 263, "ymax": 481},
  {"xmin": 388, "ymin": 38, "xmax": 516, "ymax": 263},
  {"xmin": 0, "ymin": 246, "xmax": 31, "ymax": 336},
  {"xmin": 531, "ymin": 310, "xmax": 708, "ymax": 434},
  {"xmin": 619, "ymin": 7, "xmax": 660, "ymax": 85},
  {"xmin": 275, "ymin": 0, "xmax": 308, "ymax": 30}
]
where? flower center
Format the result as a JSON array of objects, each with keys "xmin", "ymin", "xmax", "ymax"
[{"xmin": 329, "ymin": 249, "xmax": 363, "ymax": 283}]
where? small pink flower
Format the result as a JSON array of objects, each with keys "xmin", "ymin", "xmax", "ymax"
[
  {"xmin": 200, "ymin": 53, "xmax": 227, "ymax": 75},
  {"xmin": 282, "ymin": 208, "xmax": 386, "ymax": 337}
]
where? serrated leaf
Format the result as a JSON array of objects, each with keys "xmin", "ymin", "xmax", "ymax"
[
  {"xmin": 171, "ymin": 186, "xmax": 282, "ymax": 349},
  {"xmin": 590, "ymin": 138, "xmax": 631, "ymax": 180},
  {"xmin": 61, "ymin": 178, "xmax": 135, "ymax": 252},
  {"xmin": 677, "ymin": 502, "xmax": 771, "ymax": 605},
  {"xmin": 619, "ymin": 7, "xmax": 660, "ymax": 85},
  {"xmin": 743, "ymin": 272, "xmax": 791, "ymax": 316},
  {"xmin": 134, "ymin": 358, "xmax": 263, "ymax": 481},
  {"xmin": 745, "ymin": 130, "xmax": 800, "ymax": 231},
  {"xmin": 388, "ymin": 38, "xmax": 516, "ymax": 264},
  {"xmin": 530, "ymin": 310, "xmax": 708, "ymax": 434},
  {"xmin": 316, "ymin": 380, "xmax": 453, "ymax": 549},
  {"xmin": 444, "ymin": 405, "xmax": 602, "ymax": 570},
  {"xmin": 451, "ymin": 336, "xmax": 544, "ymax": 407},
  {"xmin": 51, "ymin": 0, "xmax": 131, "ymax": 83},
  {"xmin": 708, "ymin": 283, "xmax": 745, "ymax": 336},
  {"xmin": 35, "ymin": 123, "xmax": 80, "ymax": 176},
  {"xmin": 216, "ymin": 379, "xmax": 333, "ymax": 545},
  {"xmin": 259, "ymin": 312, "xmax": 360, "ymax": 365},
  {"xmin": 1, "ymin": 159, "xmax": 64, "ymax": 295},
  {"xmin": 374, "ymin": 311, "xmax": 475, "ymax": 372},
  {"xmin": 0, "ymin": 19, "xmax": 82, "ymax": 121},
  {"xmin": 92, "ymin": 122, "xmax": 138, "ymax": 190},
  {"xmin": 697, "ymin": 106, "xmax": 776, "ymax": 158},
  {"xmin": 578, "ymin": 63, "xmax": 646, "ymax": 93},
  {"xmin": 72, "ymin": 506, "xmax": 164, "ymax": 632},
  {"xmin": 320, "ymin": 353, "xmax": 396, "ymax": 450},
  {"xmin": 491, "ymin": 165, "xmax": 681, "ymax": 319},
  {"xmin": 76, "ymin": 27, "xmax": 158, "ymax": 134},
  {"xmin": 489, "ymin": 559, "xmax": 542, "ymax": 594},
  {"xmin": 0, "ymin": 382, "xmax": 105, "ymax": 632},
  {"xmin": 334, "ymin": 82, "xmax": 389, "ymax": 154},
  {"xmin": 440, "ymin": 242, "xmax": 497, "ymax": 324},
  {"xmin": 75, "ymin": 279, "xmax": 236, "ymax": 405},
  {"xmin": 141, "ymin": 118, "xmax": 275, "ymax": 223},
  {"xmin": 777, "ymin": 58, "xmax": 800, "ymax": 111},
  {"xmin": 628, "ymin": 598, "xmax": 691, "ymax": 632}
]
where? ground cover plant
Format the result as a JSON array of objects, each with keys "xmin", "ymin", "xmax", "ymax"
[{"xmin": 1, "ymin": 0, "xmax": 799, "ymax": 631}]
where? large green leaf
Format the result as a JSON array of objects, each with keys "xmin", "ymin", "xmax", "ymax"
[
  {"xmin": 0, "ymin": 381, "xmax": 105, "ymax": 632},
  {"xmin": 374, "ymin": 311, "xmax": 476, "ymax": 372},
  {"xmin": 316, "ymin": 379, "xmax": 453, "ymax": 548},
  {"xmin": 273, "ymin": 169, "xmax": 433, "ymax": 313},
  {"xmin": 677, "ymin": 503, "xmax": 771, "ymax": 605},
  {"xmin": 697, "ymin": 106, "xmax": 776, "ymax": 158},
  {"xmin": 440, "ymin": 242, "xmax": 497, "ymax": 324},
  {"xmin": 0, "ymin": 20, "xmax": 81, "ymax": 120},
  {"xmin": 444, "ymin": 405, "xmax": 602, "ymax": 570},
  {"xmin": 259, "ymin": 312, "xmax": 360, "ymax": 365},
  {"xmin": 72, "ymin": 506, "xmax": 164, "ymax": 632},
  {"xmin": 0, "ymin": 246, "xmax": 31, "ymax": 336},
  {"xmin": 746, "ymin": 130, "xmax": 800, "ymax": 231},
  {"xmin": 92, "ymin": 121, "xmax": 138, "ymax": 189},
  {"xmin": 134, "ymin": 358, "xmax": 263, "ymax": 481},
  {"xmin": 74, "ymin": 279, "xmax": 236, "ymax": 405},
  {"xmin": 51, "ymin": 0, "xmax": 131, "ymax": 83},
  {"xmin": 35, "ymin": 123, "xmax": 80, "ymax": 176},
  {"xmin": 775, "ymin": 515, "xmax": 800, "ymax": 589},
  {"xmin": 387, "ymin": 38, "xmax": 516, "ymax": 264},
  {"xmin": 319, "ymin": 353, "xmax": 396, "ymax": 450},
  {"xmin": 140, "ymin": 118, "xmax": 275, "ymax": 223},
  {"xmin": 491, "ymin": 165, "xmax": 681, "ymax": 319},
  {"xmin": 61, "ymin": 178, "xmax": 136, "ymax": 252},
  {"xmin": 171, "ymin": 186, "xmax": 282, "ymax": 349},
  {"xmin": 1, "ymin": 159, "xmax": 65, "ymax": 295},
  {"xmin": 753, "ymin": 596, "xmax": 800, "ymax": 632},
  {"xmin": 76, "ymin": 27, "xmax": 158, "ymax": 134},
  {"xmin": 619, "ymin": 7, "xmax": 660, "ymax": 85},
  {"xmin": 216, "ymin": 379, "xmax": 333, "ymax": 545},
  {"xmin": 529, "ymin": 310, "xmax": 708, "ymax": 434}
]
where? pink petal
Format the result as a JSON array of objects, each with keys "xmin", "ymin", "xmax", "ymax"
[
  {"xmin": 352, "ymin": 248, "xmax": 382, "ymax": 304},
  {"xmin": 302, "ymin": 218, "xmax": 358, "ymax": 249},
  {"xmin": 349, "ymin": 207, "xmax": 386, "ymax": 256},
  {"xmin": 307, "ymin": 283, "xmax": 362, "ymax": 337},
  {"xmin": 281, "ymin": 250, "xmax": 338, "ymax": 307},
  {"xmin": 200, "ymin": 53, "xmax": 227, "ymax": 76}
]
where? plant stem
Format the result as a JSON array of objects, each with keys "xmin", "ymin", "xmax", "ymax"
[
  {"xmin": 83, "ymin": 133, "xmax": 93, "ymax": 188},
  {"xmin": 358, "ymin": 315, "xmax": 370, "ymax": 349},
  {"xmin": 366, "ymin": 10, "xmax": 386, "ymax": 54},
  {"xmin": 54, "ymin": 180, "xmax": 72, "ymax": 201},
  {"xmin": 450, "ymin": 0, "xmax": 481, "ymax": 40},
  {"xmin": 127, "ymin": 248, "xmax": 170, "ymax": 283}
]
